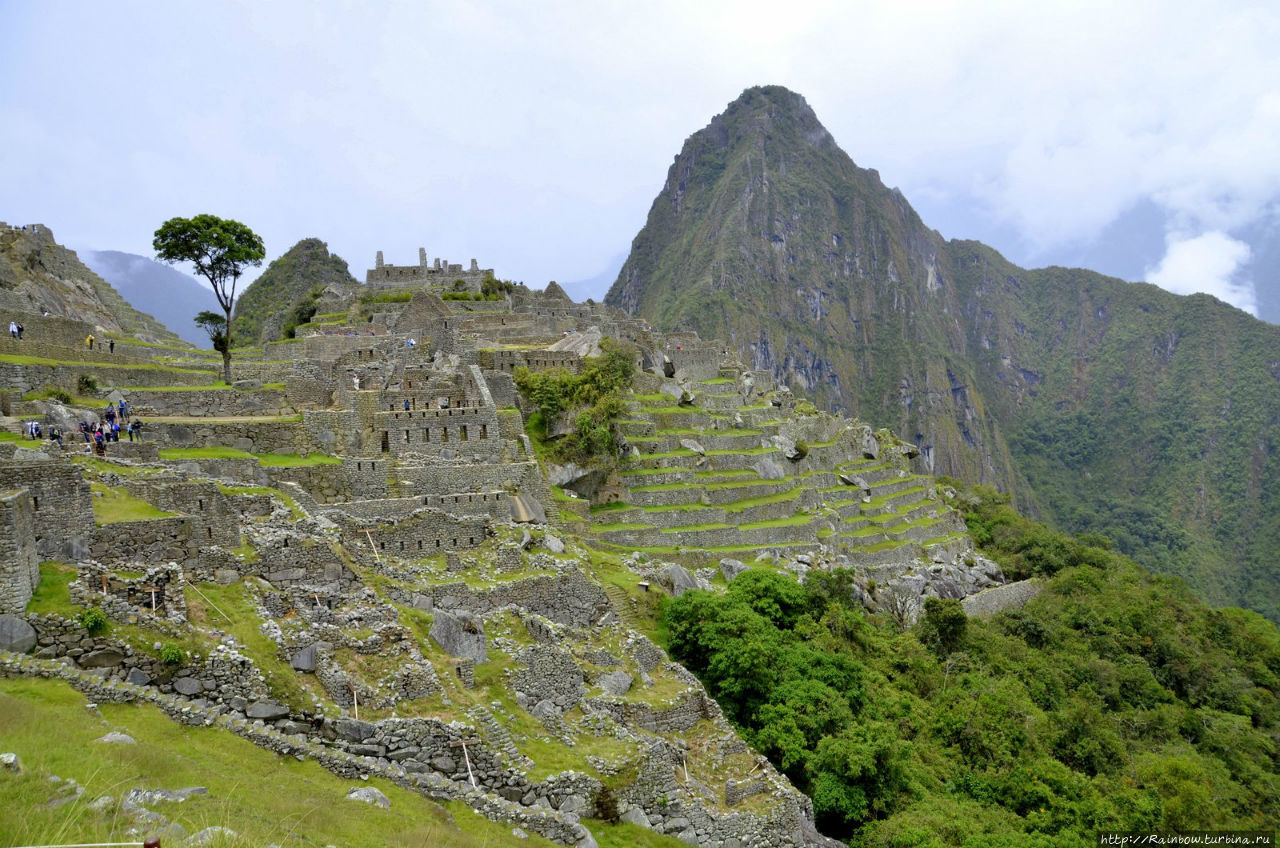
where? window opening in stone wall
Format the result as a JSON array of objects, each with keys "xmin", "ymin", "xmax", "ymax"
[
  {"xmin": 32, "ymin": 496, "xmax": 38, "ymax": 511},
  {"xmin": 480, "ymin": 424, "xmax": 487, "ymax": 439},
  {"xmin": 283, "ymin": 538, "xmax": 289, "ymax": 548},
  {"xmin": 198, "ymin": 499, "xmax": 204, "ymax": 510},
  {"xmin": 417, "ymin": 540, "xmax": 422, "ymax": 550},
  {"xmin": 441, "ymin": 428, "xmax": 449, "ymax": 443},
  {"xmin": 424, "ymin": 428, "xmax": 430, "ymax": 442},
  {"xmin": 207, "ymin": 527, "xmax": 212, "ymax": 538},
  {"xmin": 460, "ymin": 425, "xmax": 468, "ymax": 441},
  {"xmin": 380, "ymin": 541, "xmax": 385, "ymax": 550},
  {"xmin": 381, "ymin": 431, "xmax": 389, "ymax": 453}
]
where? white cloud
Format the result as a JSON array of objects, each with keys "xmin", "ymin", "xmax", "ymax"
[{"xmin": 1145, "ymin": 231, "xmax": 1255, "ymax": 314}]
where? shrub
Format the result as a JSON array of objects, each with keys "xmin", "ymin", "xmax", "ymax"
[
  {"xmin": 77, "ymin": 607, "xmax": 108, "ymax": 635},
  {"xmin": 27, "ymin": 386, "xmax": 72, "ymax": 404},
  {"xmin": 76, "ymin": 374, "xmax": 99, "ymax": 395},
  {"xmin": 159, "ymin": 642, "xmax": 186, "ymax": 665}
]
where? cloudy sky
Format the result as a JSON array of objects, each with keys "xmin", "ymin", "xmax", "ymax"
[{"xmin": 3, "ymin": 1, "xmax": 1278, "ymax": 322}]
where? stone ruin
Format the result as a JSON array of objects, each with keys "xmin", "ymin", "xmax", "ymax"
[{"xmin": 0, "ymin": 243, "xmax": 1014, "ymax": 847}]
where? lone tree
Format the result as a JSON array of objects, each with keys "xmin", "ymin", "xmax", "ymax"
[{"xmin": 154, "ymin": 215, "xmax": 265, "ymax": 384}]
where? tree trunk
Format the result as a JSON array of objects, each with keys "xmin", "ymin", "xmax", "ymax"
[{"xmin": 222, "ymin": 304, "xmax": 233, "ymax": 385}]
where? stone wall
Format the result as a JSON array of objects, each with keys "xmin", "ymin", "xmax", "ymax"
[
  {"xmin": 0, "ymin": 361, "xmax": 217, "ymax": 395},
  {"xmin": 149, "ymin": 418, "xmax": 312, "ymax": 454},
  {"xmin": 0, "ymin": 489, "xmax": 39, "ymax": 613},
  {"xmin": 90, "ymin": 517, "xmax": 199, "ymax": 566},
  {"xmin": 422, "ymin": 570, "xmax": 609, "ymax": 628},
  {"xmin": 0, "ymin": 461, "xmax": 93, "ymax": 560},
  {"xmin": 334, "ymin": 508, "xmax": 489, "ymax": 557},
  {"xmin": 124, "ymin": 387, "xmax": 294, "ymax": 417}
]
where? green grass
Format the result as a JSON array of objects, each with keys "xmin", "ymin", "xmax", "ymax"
[
  {"xmin": 0, "ymin": 676, "xmax": 560, "ymax": 848},
  {"xmin": 185, "ymin": 580, "xmax": 314, "ymax": 712},
  {"xmin": 26, "ymin": 562, "xmax": 79, "ymax": 618},
  {"xmin": 159, "ymin": 446, "xmax": 255, "ymax": 460},
  {"xmin": 255, "ymin": 452, "xmax": 341, "ymax": 467},
  {"xmin": 723, "ymin": 486, "xmax": 800, "ymax": 513},
  {"xmin": 0, "ymin": 354, "xmax": 215, "ymax": 374},
  {"xmin": 738, "ymin": 513, "xmax": 814, "ymax": 530},
  {"xmin": 0, "ymin": 430, "xmax": 25, "ymax": 443},
  {"xmin": 89, "ymin": 483, "xmax": 176, "ymax": 524},
  {"xmin": 660, "ymin": 522, "xmax": 734, "ymax": 532}
]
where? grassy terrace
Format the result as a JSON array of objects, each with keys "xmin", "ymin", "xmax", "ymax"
[
  {"xmin": 158, "ymin": 447, "xmax": 339, "ymax": 467},
  {"xmin": 0, "ymin": 675, "xmax": 623, "ymax": 848},
  {"xmin": 216, "ymin": 483, "xmax": 306, "ymax": 520},
  {"xmin": 123, "ymin": 381, "xmax": 286, "ymax": 392},
  {"xmin": 0, "ymin": 354, "xmax": 215, "ymax": 374},
  {"xmin": 89, "ymin": 483, "xmax": 175, "ymax": 524}
]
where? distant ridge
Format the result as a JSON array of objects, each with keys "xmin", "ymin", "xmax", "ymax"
[{"xmin": 83, "ymin": 250, "xmax": 220, "ymax": 347}]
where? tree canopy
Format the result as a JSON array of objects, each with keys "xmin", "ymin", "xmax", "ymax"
[{"xmin": 154, "ymin": 214, "xmax": 264, "ymax": 382}]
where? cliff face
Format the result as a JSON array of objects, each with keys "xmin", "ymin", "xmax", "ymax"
[
  {"xmin": 0, "ymin": 223, "xmax": 186, "ymax": 345},
  {"xmin": 607, "ymin": 86, "xmax": 1280, "ymax": 619},
  {"xmin": 231, "ymin": 238, "xmax": 359, "ymax": 345}
]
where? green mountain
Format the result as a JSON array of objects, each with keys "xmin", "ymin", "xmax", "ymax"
[
  {"xmin": 606, "ymin": 86, "xmax": 1280, "ymax": 620},
  {"xmin": 232, "ymin": 238, "xmax": 359, "ymax": 345}
]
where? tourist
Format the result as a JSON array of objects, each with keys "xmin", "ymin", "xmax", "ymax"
[
  {"xmin": 118, "ymin": 399, "xmax": 128, "ymax": 422},
  {"xmin": 111, "ymin": 420, "xmax": 120, "ymax": 442},
  {"xmin": 50, "ymin": 425, "xmax": 62, "ymax": 448},
  {"xmin": 86, "ymin": 334, "xmax": 94, "ymax": 350},
  {"xmin": 8, "ymin": 320, "xmax": 16, "ymax": 339},
  {"xmin": 108, "ymin": 339, "xmax": 114, "ymax": 353},
  {"xmin": 93, "ymin": 429, "xmax": 105, "ymax": 456},
  {"xmin": 127, "ymin": 421, "xmax": 136, "ymax": 441},
  {"xmin": 15, "ymin": 323, "xmax": 22, "ymax": 340},
  {"xmin": 404, "ymin": 399, "xmax": 411, "ymax": 411}
]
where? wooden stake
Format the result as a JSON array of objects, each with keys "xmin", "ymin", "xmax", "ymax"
[
  {"xmin": 364, "ymin": 529, "xmax": 381, "ymax": 563},
  {"xmin": 352, "ymin": 685, "xmax": 359, "ymax": 721}
]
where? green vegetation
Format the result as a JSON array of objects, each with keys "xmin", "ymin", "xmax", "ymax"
[
  {"xmin": 0, "ymin": 676, "xmax": 564, "ymax": 848},
  {"xmin": 159, "ymin": 446, "xmax": 255, "ymax": 460},
  {"xmin": 662, "ymin": 490, "xmax": 1280, "ymax": 844},
  {"xmin": 515, "ymin": 338, "xmax": 636, "ymax": 464},
  {"xmin": 27, "ymin": 562, "xmax": 78, "ymax": 617},
  {"xmin": 255, "ymin": 452, "xmax": 341, "ymax": 467},
  {"xmin": 88, "ymin": 483, "xmax": 176, "ymax": 524},
  {"xmin": 22, "ymin": 385, "xmax": 73, "ymax": 403},
  {"xmin": 154, "ymin": 214, "xmax": 265, "ymax": 385},
  {"xmin": 231, "ymin": 237, "xmax": 357, "ymax": 346},
  {"xmin": 75, "ymin": 374, "xmax": 98, "ymax": 395},
  {"xmin": 364, "ymin": 290, "xmax": 414, "ymax": 304},
  {"xmin": 76, "ymin": 607, "xmax": 108, "ymax": 635}
]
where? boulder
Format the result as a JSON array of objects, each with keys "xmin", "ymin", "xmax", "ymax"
[
  {"xmin": 172, "ymin": 677, "xmax": 202, "ymax": 696},
  {"xmin": 0, "ymin": 752, "xmax": 22, "ymax": 773},
  {"xmin": 246, "ymin": 701, "xmax": 290, "ymax": 720},
  {"xmin": 620, "ymin": 805, "xmax": 651, "ymax": 828},
  {"xmin": 0, "ymin": 615, "xmax": 36, "ymax": 653},
  {"xmin": 596, "ymin": 670, "xmax": 634, "ymax": 696},
  {"xmin": 95, "ymin": 732, "xmax": 136, "ymax": 745},
  {"xmin": 860, "ymin": 429, "xmax": 879, "ymax": 460},
  {"xmin": 429, "ymin": 609, "xmax": 487, "ymax": 662},
  {"xmin": 661, "ymin": 564, "xmax": 699, "ymax": 597},
  {"xmin": 290, "ymin": 643, "xmax": 320, "ymax": 672},
  {"xmin": 510, "ymin": 492, "xmax": 547, "ymax": 524},
  {"xmin": 79, "ymin": 648, "xmax": 125, "ymax": 668},
  {"xmin": 753, "ymin": 455, "xmax": 788, "ymax": 480},
  {"xmin": 678, "ymin": 438, "xmax": 705, "ymax": 456},
  {"xmin": 544, "ymin": 533, "xmax": 566, "ymax": 554},
  {"xmin": 188, "ymin": 826, "xmax": 237, "ymax": 846},
  {"xmin": 334, "ymin": 717, "xmax": 376, "ymax": 743},
  {"xmin": 719, "ymin": 558, "xmax": 748, "ymax": 582}
]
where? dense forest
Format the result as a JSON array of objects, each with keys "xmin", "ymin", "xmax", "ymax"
[{"xmin": 663, "ymin": 488, "xmax": 1280, "ymax": 846}]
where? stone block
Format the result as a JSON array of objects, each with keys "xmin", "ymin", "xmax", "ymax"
[{"xmin": 0, "ymin": 615, "xmax": 36, "ymax": 653}]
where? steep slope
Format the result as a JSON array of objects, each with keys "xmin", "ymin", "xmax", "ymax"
[
  {"xmin": 231, "ymin": 238, "xmax": 360, "ymax": 345},
  {"xmin": 82, "ymin": 250, "xmax": 220, "ymax": 347},
  {"xmin": 0, "ymin": 223, "xmax": 188, "ymax": 345},
  {"xmin": 606, "ymin": 86, "xmax": 1280, "ymax": 619}
]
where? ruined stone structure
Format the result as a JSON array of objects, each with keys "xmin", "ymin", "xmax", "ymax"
[
  {"xmin": 0, "ymin": 254, "xmax": 1004, "ymax": 847},
  {"xmin": 366, "ymin": 247, "xmax": 493, "ymax": 294}
]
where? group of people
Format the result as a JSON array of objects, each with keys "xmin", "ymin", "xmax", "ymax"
[
  {"xmin": 84, "ymin": 334, "xmax": 114, "ymax": 352},
  {"xmin": 21, "ymin": 399, "xmax": 142, "ymax": 456},
  {"xmin": 8, "ymin": 320, "xmax": 24, "ymax": 339}
]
